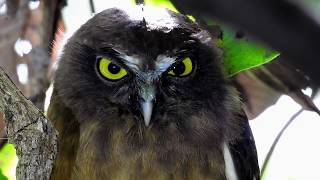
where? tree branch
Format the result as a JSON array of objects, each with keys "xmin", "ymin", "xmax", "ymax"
[
  {"xmin": 171, "ymin": 0, "xmax": 320, "ymax": 84},
  {"xmin": 260, "ymin": 108, "xmax": 304, "ymax": 177},
  {"xmin": 0, "ymin": 67, "xmax": 57, "ymax": 180}
]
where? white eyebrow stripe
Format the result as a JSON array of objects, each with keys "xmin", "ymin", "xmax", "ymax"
[
  {"xmin": 119, "ymin": 54, "xmax": 141, "ymax": 72},
  {"xmin": 119, "ymin": 53, "xmax": 176, "ymax": 76},
  {"xmin": 155, "ymin": 55, "xmax": 176, "ymax": 73}
]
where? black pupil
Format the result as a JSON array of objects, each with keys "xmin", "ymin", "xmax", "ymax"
[
  {"xmin": 108, "ymin": 63, "xmax": 121, "ymax": 74},
  {"xmin": 172, "ymin": 62, "xmax": 185, "ymax": 75}
]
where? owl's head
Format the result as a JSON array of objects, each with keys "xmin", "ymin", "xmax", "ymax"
[{"xmin": 55, "ymin": 6, "xmax": 238, "ymax": 133}]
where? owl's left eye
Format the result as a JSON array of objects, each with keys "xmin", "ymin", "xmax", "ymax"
[
  {"xmin": 97, "ymin": 57, "xmax": 127, "ymax": 81},
  {"xmin": 167, "ymin": 57, "xmax": 193, "ymax": 77}
]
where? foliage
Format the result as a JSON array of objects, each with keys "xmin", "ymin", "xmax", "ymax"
[
  {"xmin": 143, "ymin": 0, "xmax": 279, "ymax": 76},
  {"xmin": 0, "ymin": 170, "xmax": 8, "ymax": 180},
  {"xmin": 0, "ymin": 144, "xmax": 18, "ymax": 180},
  {"xmin": 217, "ymin": 26, "xmax": 279, "ymax": 76}
]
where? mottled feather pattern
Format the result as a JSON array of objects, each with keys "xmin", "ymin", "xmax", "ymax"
[{"xmin": 48, "ymin": 6, "xmax": 260, "ymax": 180}]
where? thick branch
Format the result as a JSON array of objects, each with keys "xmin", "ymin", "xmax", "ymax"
[
  {"xmin": 0, "ymin": 67, "xmax": 57, "ymax": 180},
  {"xmin": 171, "ymin": 0, "xmax": 320, "ymax": 84}
]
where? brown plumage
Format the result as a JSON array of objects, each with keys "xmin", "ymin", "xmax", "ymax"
[{"xmin": 48, "ymin": 6, "xmax": 260, "ymax": 180}]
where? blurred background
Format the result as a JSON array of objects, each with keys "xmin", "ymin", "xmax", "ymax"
[{"xmin": 0, "ymin": 0, "xmax": 320, "ymax": 179}]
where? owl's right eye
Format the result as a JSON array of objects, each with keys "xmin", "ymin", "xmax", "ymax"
[{"xmin": 97, "ymin": 57, "xmax": 128, "ymax": 81}]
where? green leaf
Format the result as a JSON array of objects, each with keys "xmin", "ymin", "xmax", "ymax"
[
  {"xmin": 220, "ymin": 26, "xmax": 280, "ymax": 76},
  {"xmin": 0, "ymin": 170, "xmax": 8, "ymax": 180},
  {"xmin": 0, "ymin": 144, "xmax": 18, "ymax": 180},
  {"xmin": 141, "ymin": 0, "xmax": 280, "ymax": 76}
]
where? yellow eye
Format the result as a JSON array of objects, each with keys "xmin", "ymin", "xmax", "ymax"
[
  {"xmin": 167, "ymin": 57, "xmax": 193, "ymax": 77},
  {"xmin": 97, "ymin": 57, "xmax": 127, "ymax": 81}
]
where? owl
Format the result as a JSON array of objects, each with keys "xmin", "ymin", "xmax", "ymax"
[{"xmin": 48, "ymin": 6, "xmax": 260, "ymax": 180}]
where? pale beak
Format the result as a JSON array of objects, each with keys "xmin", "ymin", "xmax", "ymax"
[
  {"xmin": 138, "ymin": 76, "xmax": 156, "ymax": 127},
  {"xmin": 141, "ymin": 100, "xmax": 153, "ymax": 127}
]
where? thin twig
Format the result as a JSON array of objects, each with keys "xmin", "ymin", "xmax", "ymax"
[
  {"xmin": 135, "ymin": 0, "xmax": 145, "ymax": 5},
  {"xmin": 261, "ymin": 108, "xmax": 304, "ymax": 176},
  {"xmin": 89, "ymin": 0, "xmax": 95, "ymax": 14},
  {"xmin": 0, "ymin": 0, "xmax": 5, "ymax": 8}
]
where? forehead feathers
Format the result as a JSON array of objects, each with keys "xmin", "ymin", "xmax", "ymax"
[
  {"xmin": 93, "ymin": 5, "xmax": 198, "ymax": 33},
  {"xmin": 70, "ymin": 6, "xmax": 210, "ymax": 56},
  {"xmin": 121, "ymin": 5, "xmax": 178, "ymax": 33}
]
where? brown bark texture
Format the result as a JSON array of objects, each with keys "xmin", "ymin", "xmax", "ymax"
[{"xmin": 0, "ymin": 67, "xmax": 57, "ymax": 180}]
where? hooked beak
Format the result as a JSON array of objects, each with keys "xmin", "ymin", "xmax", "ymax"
[
  {"xmin": 139, "ymin": 83, "xmax": 155, "ymax": 127},
  {"xmin": 137, "ymin": 74, "xmax": 157, "ymax": 127},
  {"xmin": 140, "ymin": 100, "xmax": 153, "ymax": 127}
]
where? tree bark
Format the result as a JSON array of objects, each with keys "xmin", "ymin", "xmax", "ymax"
[{"xmin": 0, "ymin": 67, "xmax": 57, "ymax": 180}]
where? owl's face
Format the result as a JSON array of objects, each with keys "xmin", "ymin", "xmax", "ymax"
[{"xmin": 55, "ymin": 6, "xmax": 232, "ymax": 131}]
